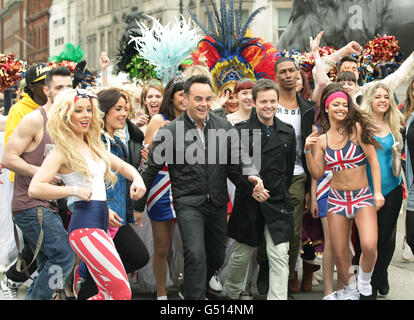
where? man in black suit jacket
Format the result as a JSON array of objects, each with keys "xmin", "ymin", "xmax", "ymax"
[{"xmin": 224, "ymin": 79, "xmax": 296, "ymax": 300}]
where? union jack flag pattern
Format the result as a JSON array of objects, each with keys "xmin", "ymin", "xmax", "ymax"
[
  {"xmin": 327, "ymin": 186, "xmax": 375, "ymax": 219},
  {"xmin": 325, "ymin": 140, "xmax": 366, "ymax": 172}
]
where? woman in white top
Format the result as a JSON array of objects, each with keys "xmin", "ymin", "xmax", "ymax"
[{"xmin": 28, "ymin": 89, "xmax": 146, "ymax": 300}]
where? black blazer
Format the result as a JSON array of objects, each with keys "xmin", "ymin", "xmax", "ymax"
[{"xmin": 227, "ymin": 112, "xmax": 296, "ymax": 247}]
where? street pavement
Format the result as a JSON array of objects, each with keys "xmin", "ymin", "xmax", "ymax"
[{"xmin": 2, "ymin": 207, "xmax": 414, "ymax": 301}]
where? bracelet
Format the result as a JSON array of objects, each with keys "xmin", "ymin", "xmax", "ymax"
[
  {"xmin": 303, "ymin": 149, "xmax": 312, "ymax": 155},
  {"xmin": 72, "ymin": 186, "xmax": 78, "ymax": 197}
]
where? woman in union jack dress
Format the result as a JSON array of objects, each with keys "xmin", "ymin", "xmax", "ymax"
[
  {"xmin": 138, "ymin": 77, "xmax": 186, "ymax": 300},
  {"xmin": 305, "ymin": 83, "xmax": 383, "ymax": 300}
]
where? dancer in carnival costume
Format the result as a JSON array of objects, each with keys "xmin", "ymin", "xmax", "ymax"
[
  {"xmin": 128, "ymin": 15, "xmax": 200, "ymax": 298},
  {"xmin": 28, "ymin": 89, "xmax": 147, "ymax": 300},
  {"xmin": 304, "ymin": 83, "xmax": 384, "ymax": 300}
]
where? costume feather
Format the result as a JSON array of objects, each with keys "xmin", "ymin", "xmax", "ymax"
[{"xmin": 129, "ymin": 15, "xmax": 201, "ymax": 85}]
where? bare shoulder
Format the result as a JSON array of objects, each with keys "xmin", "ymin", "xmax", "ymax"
[{"xmin": 17, "ymin": 109, "xmax": 44, "ymax": 135}]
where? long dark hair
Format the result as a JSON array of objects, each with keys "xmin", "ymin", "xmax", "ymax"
[
  {"xmin": 97, "ymin": 88, "xmax": 128, "ymax": 131},
  {"xmin": 159, "ymin": 77, "xmax": 185, "ymax": 121},
  {"xmin": 318, "ymin": 83, "xmax": 379, "ymax": 148}
]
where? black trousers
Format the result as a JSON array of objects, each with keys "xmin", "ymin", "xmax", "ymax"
[
  {"xmin": 77, "ymin": 223, "xmax": 150, "ymax": 300},
  {"xmin": 175, "ymin": 201, "xmax": 227, "ymax": 300},
  {"xmin": 354, "ymin": 184, "xmax": 403, "ymax": 290}
]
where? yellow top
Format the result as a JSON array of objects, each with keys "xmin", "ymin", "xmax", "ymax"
[{"xmin": 4, "ymin": 92, "xmax": 41, "ymax": 182}]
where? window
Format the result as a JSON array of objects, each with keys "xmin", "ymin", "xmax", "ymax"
[{"xmin": 277, "ymin": 8, "xmax": 292, "ymax": 39}]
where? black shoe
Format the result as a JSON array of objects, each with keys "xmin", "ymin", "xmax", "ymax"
[
  {"xmin": 256, "ymin": 261, "xmax": 269, "ymax": 295},
  {"xmin": 359, "ymin": 293, "xmax": 375, "ymax": 300},
  {"xmin": 378, "ymin": 274, "xmax": 390, "ymax": 296},
  {"xmin": 288, "ymin": 293, "xmax": 296, "ymax": 300}
]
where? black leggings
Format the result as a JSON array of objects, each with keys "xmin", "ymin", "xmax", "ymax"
[
  {"xmin": 406, "ymin": 210, "xmax": 414, "ymax": 254},
  {"xmin": 354, "ymin": 184, "xmax": 403, "ymax": 289},
  {"xmin": 77, "ymin": 223, "xmax": 150, "ymax": 300}
]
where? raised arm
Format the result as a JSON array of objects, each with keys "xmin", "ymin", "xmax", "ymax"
[
  {"xmin": 378, "ymin": 51, "xmax": 414, "ymax": 92},
  {"xmin": 310, "ymin": 31, "xmax": 331, "ymax": 103}
]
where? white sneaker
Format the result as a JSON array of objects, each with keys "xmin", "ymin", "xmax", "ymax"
[
  {"xmin": 401, "ymin": 238, "xmax": 414, "ymax": 262},
  {"xmin": 208, "ymin": 273, "xmax": 222, "ymax": 292},
  {"xmin": 343, "ymin": 288, "xmax": 360, "ymax": 300},
  {"xmin": 322, "ymin": 292, "xmax": 337, "ymax": 300},
  {"xmin": 335, "ymin": 289, "xmax": 346, "ymax": 300},
  {"xmin": 0, "ymin": 276, "xmax": 22, "ymax": 300}
]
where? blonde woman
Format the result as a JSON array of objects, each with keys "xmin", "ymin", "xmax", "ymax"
[
  {"xmin": 28, "ymin": 89, "xmax": 147, "ymax": 300},
  {"xmin": 356, "ymin": 82, "xmax": 404, "ymax": 299}
]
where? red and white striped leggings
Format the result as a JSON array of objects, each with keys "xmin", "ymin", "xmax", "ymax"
[{"xmin": 69, "ymin": 228, "xmax": 131, "ymax": 300}]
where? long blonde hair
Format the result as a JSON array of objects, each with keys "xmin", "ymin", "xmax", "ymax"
[
  {"xmin": 47, "ymin": 89, "xmax": 117, "ymax": 188},
  {"xmin": 359, "ymin": 82, "xmax": 404, "ymax": 145}
]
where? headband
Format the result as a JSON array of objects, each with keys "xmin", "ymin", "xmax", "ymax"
[
  {"xmin": 74, "ymin": 89, "xmax": 97, "ymax": 103},
  {"xmin": 325, "ymin": 92, "xmax": 348, "ymax": 111}
]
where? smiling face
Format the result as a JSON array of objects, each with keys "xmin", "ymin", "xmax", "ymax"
[
  {"xmin": 327, "ymin": 97, "xmax": 349, "ymax": 123},
  {"xmin": 237, "ymin": 89, "xmax": 253, "ymax": 111},
  {"xmin": 172, "ymin": 89, "xmax": 187, "ymax": 115},
  {"xmin": 145, "ymin": 87, "xmax": 163, "ymax": 118},
  {"xmin": 105, "ymin": 96, "xmax": 128, "ymax": 133},
  {"xmin": 185, "ymin": 83, "xmax": 212, "ymax": 126},
  {"xmin": 371, "ymin": 87, "xmax": 390, "ymax": 116},
  {"xmin": 225, "ymin": 93, "xmax": 239, "ymax": 114},
  {"xmin": 70, "ymin": 98, "xmax": 93, "ymax": 138},
  {"xmin": 255, "ymin": 89, "xmax": 278, "ymax": 125}
]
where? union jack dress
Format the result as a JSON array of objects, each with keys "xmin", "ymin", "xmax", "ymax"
[{"xmin": 146, "ymin": 164, "xmax": 176, "ymax": 222}]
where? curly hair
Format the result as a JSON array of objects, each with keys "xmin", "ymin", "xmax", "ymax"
[
  {"xmin": 47, "ymin": 89, "xmax": 117, "ymax": 188},
  {"xmin": 404, "ymin": 77, "xmax": 414, "ymax": 124},
  {"xmin": 318, "ymin": 83, "xmax": 380, "ymax": 148}
]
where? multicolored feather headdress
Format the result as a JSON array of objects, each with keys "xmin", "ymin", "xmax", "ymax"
[
  {"xmin": 187, "ymin": 0, "xmax": 276, "ymax": 93},
  {"xmin": 129, "ymin": 15, "xmax": 201, "ymax": 85}
]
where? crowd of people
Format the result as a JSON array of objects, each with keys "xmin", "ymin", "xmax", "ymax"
[{"xmin": 1, "ymin": 20, "xmax": 414, "ymax": 301}]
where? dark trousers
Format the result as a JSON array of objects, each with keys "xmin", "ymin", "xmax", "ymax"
[
  {"xmin": 406, "ymin": 210, "xmax": 414, "ymax": 254},
  {"xmin": 175, "ymin": 201, "xmax": 227, "ymax": 300},
  {"xmin": 6, "ymin": 199, "xmax": 70, "ymax": 283},
  {"xmin": 6, "ymin": 237, "xmax": 37, "ymax": 283},
  {"xmin": 354, "ymin": 184, "xmax": 403, "ymax": 290},
  {"xmin": 77, "ymin": 223, "xmax": 150, "ymax": 300}
]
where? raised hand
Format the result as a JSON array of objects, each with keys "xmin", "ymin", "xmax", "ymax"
[
  {"xmin": 309, "ymin": 31, "xmax": 324, "ymax": 53},
  {"xmin": 304, "ymin": 131, "xmax": 321, "ymax": 152}
]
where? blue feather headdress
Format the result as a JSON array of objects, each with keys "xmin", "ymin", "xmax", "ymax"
[{"xmin": 129, "ymin": 15, "xmax": 201, "ymax": 86}]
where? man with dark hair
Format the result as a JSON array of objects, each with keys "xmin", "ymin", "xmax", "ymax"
[
  {"xmin": 1, "ymin": 67, "xmax": 74, "ymax": 300},
  {"xmin": 265, "ymin": 57, "xmax": 315, "ymax": 297},
  {"xmin": 136, "ymin": 75, "xmax": 266, "ymax": 300},
  {"xmin": 224, "ymin": 79, "xmax": 296, "ymax": 300}
]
